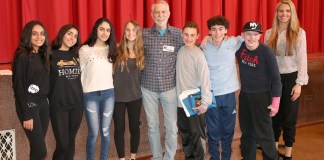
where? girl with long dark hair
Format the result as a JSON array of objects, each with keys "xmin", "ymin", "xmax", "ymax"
[
  {"xmin": 79, "ymin": 17, "xmax": 117, "ymax": 160},
  {"xmin": 12, "ymin": 20, "xmax": 50, "ymax": 160},
  {"xmin": 49, "ymin": 24, "xmax": 83, "ymax": 160}
]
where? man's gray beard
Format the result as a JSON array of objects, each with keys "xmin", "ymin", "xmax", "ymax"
[{"xmin": 155, "ymin": 20, "xmax": 168, "ymax": 28}]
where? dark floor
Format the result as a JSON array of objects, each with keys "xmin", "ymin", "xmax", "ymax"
[{"xmin": 172, "ymin": 122, "xmax": 324, "ymax": 160}]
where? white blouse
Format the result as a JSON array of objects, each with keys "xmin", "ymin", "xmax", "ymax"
[
  {"xmin": 265, "ymin": 28, "xmax": 309, "ymax": 86},
  {"xmin": 79, "ymin": 45, "xmax": 114, "ymax": 93}
]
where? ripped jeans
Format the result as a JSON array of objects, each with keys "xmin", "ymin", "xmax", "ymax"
[{"xmin": 83, "ymin": 89, "xmax": 115, "ymax": 160}]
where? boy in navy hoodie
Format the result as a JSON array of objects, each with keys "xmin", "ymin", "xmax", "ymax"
[{"xmin": 236, "ymin": 21, "xmax": 282, "ymax": 160}]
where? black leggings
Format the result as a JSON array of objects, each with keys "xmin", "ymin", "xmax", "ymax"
[
  {"xmin": 113, "ymin": 99, "xmax": 142, "ymax": 158},
  {"xmin": 17, "ymin": 98, "xmax": 49, "ymax": 160},
  {"xmin": 272, "ymin": 72, "xmax": 300, "ymax": 147},
  {"xmin": 50, "ymin": 107, "xmax": 83, "ymax": 160}
]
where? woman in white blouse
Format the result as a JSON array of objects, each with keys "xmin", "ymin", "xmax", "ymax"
[{"xmin": 265, "ymin": 0, "xmax": 309, "ymax": 159}]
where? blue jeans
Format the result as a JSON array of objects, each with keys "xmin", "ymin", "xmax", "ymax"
[
  {"xmin": 141, "ymin": 87, "xmax": 178, "ymax": 160},
  {"xmin": 83, "ymin": 89, "xmax": 115, "ymax": 160},
  {"xmin": 206, "ymin": 92, "xmax": 236, "ymax": 160}
]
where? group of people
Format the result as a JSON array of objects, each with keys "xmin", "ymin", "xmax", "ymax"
[{"xmin": 11, "ymin": 0, "xmax": 308, "ymax": 160}]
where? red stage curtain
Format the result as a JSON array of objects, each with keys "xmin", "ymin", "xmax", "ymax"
[
  {"xmin": 1, "ymin": 0, "xmax": 21, "ymax": 63},
  {"xmin": 0, "ymin": 0, "xmax": 323, "ymax": 63},
  {"xmin": 299, "ymin": 0, "xmax": 324, "ymax": 52}
]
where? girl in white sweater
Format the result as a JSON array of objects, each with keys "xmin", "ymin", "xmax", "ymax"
[{"xmin": 79, "ymin": 17, "xmax": 117, "ymax": 160}]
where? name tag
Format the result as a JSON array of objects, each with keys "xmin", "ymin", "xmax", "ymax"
[{"xmin": 163, "ymin": 45, "xmax": 175, "ymax": 52}]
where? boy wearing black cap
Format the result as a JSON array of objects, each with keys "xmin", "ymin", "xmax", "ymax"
[{"xmin": 235, "ymin": 21, "xmax": 282, "ymax": 160}]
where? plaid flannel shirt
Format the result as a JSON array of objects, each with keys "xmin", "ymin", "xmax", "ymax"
[{"xmin": 141, "ymin": 24, "xmax": 182, "ymax": 92}]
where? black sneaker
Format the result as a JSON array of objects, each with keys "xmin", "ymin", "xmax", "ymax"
[
  {"xmin": 256, "ymin": 144, "xmax": 262, "ymax": 150},
  {"xmin": 278, "ymin": 152, "xmax": 285, "ymax": 158}
]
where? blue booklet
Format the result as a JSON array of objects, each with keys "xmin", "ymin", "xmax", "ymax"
[{"xmin": 179, "ymin": 88, "xmax": 217, "ymax": 117}]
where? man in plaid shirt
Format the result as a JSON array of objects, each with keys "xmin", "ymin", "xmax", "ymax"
[{"xmin": 141, "ymin": 0, "xmax": 182, "ymax": 159}]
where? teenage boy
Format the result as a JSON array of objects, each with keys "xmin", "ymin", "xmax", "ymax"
[
  {"xmin": 236, "ymin": 21, "xmax": 282, "ymax": 160},
  {"xmin": 176, "ymin": 21, "xmax": 212, "ymax": 160},
  {"xmin": 204, "ymin": 15, "xmax": 243, "ymax": 160}
]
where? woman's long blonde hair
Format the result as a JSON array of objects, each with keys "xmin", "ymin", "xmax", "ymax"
[
  {"xmin": 116, "ymin": 20, "xmax": 144, "ymax": 72},
  {"xmin": 266, "ymin": 0, "xmax": 300, "ymax": 56}
]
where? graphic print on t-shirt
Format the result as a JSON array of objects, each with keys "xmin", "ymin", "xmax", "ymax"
[
  {"xmin": 239, "ymin": 49, "xmax": 259, "ymax": 67},
  {"xmin": 56, "ymin": 57, "xmax": 81, "ymax": 79}
]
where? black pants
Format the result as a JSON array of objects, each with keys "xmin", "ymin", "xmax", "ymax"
[
  {"xmin": 113, "ymin": 99, "xmax": 142, "ymax": 158},
  {"xmin": 272, "ymin": 72, "xmax": 300, "ymax": 147},
  {"xmin": 50, "ymin": 107, "xmax": 83, "ymax": 160},
  {"xmin": 239, "ymin": 91, "xmax": 278, "ymax": 160},
  {"xmin": 177, "ymin": 108, "xmax": 205, "ymax": 160},
  {"xmin": 16, "ymin": 97, "xmax": 49, "ymax": 160}
]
